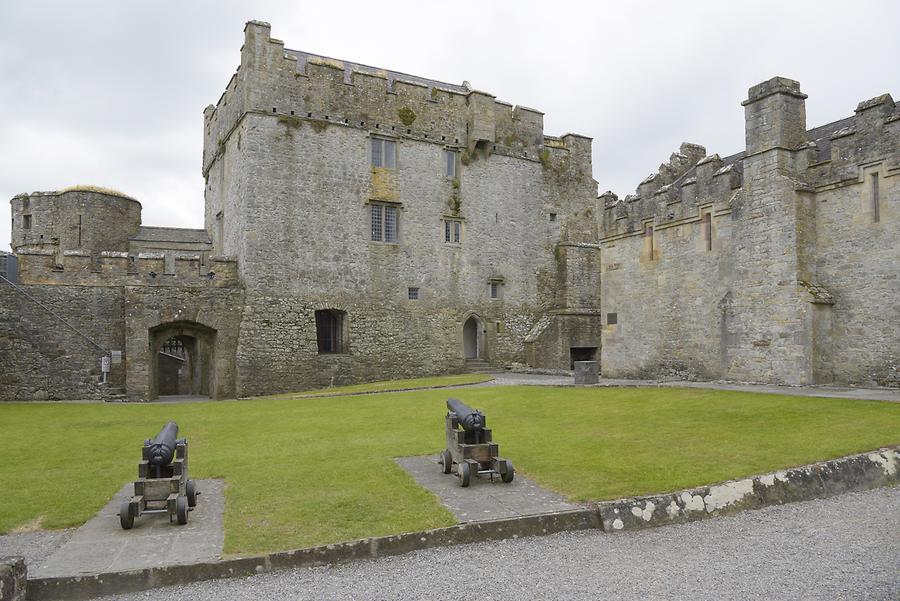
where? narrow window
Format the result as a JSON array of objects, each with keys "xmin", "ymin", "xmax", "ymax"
[
  {"xmin": 703, "ymin": 212, "xmax": 712, "ymax": 251},
  {"xmin": 871, "ymin": 173, "xmax": 880, "ymax": 223},
  {"xmin": 644, "ymin": 223, "xmax": 654, "ymax": 258},
  {"xmin": 453, "ymin": 221, "xmax": 461, "ymax": 243},
  {"xmin": 408, "ymin": 287, "xmax": 419, "ymax": 300},
  {"xmin": 549, "ymin": 213, "xmax": 557, "ymax": 222},
  {"xmin": 22, "ymin": 214, "xmax": 32, "ymax": 230},
  {"xmin": 444, "ymin": 149, "xmax": 457, "ymax": 178},
  {"xmin": 445, "ymin": 220, "xmax": 451, "ymax": 242},
  {"xmin": 607, "ymin": 312, "xmax": 617, "ymax": 325},
  {"xmin": 384, "ymin": 205, "xmax": 397, "ymax": 242},
  {"xmin": 315, "ymin": 309, "xmax": 345, "ymax": 354},
  {"xmin": 371, "ymin": 138, "xmax": 397, "ymax": 169},
  {"xmin": 371, "ymin": 204, "xmax": 383, "ymax": 241},
  {"xmin": 370, "ymin": 203, "xmax": 398, "ymax": 242},
  {"xmin": 490, "ymin": 282, "xmax": 499, "ymax": 299},
  {"xmin": 78, "ymin": 215, "xmax": 83, "ymax": 247}
]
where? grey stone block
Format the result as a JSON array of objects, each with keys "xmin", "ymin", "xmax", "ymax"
[{"xmin": 574, "ymin": 361, "xmax": 599, "ymax": 385}]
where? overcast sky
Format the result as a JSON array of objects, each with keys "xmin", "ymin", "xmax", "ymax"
[{"xmin": 2, "ymin": 0, "xmax": 898, "ymax": 251}]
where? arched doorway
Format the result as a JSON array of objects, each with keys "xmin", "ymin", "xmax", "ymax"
[
  {"xmin": 149, "ymin": 321, "xmax": 217, "ymax": 400},
  {"xmin": 463, "ymin": 315, "xmax": 483, "ymax": 359}
]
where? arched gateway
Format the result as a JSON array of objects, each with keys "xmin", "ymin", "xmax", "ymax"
[{"xmin": 148, "ymin": 321, "xmax": 217, "ymax": 399}]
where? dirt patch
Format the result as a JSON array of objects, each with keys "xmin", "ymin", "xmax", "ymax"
[{"xmin": 10, "ymin": 515, "xmax": 45, "ymax": 533}]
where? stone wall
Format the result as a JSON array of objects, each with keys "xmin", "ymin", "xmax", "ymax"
[
  {"xmin": 0, "ymin": 283, "xmax": 125, "ymax": 401},
  {"xmin": 10, "ymin": 190, "xmax": 141, "ymax": 255},
  {"xmin": 599, "ymin": 78, "xmax": 899, "ymax": 387},
  {"xmin": 202, "ymin": 21, "xmax": 601, "ymax": 394}
]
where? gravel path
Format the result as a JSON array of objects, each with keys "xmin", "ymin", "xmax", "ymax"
[{"xmin": 101, "ymin": 487, "xmax": 900, "ymax": 601}]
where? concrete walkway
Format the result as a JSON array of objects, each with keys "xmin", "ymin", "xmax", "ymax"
[
  {"xmin": 30, "ymin": 479, "xmax": 224, "ymax": 578},
  {"xmin": 476, "ymin": 371, "xmax": 900, "ymax": 402},
  {"xmin": 396, "ymin": 455, "xmax": 580, "ymax": 522}
]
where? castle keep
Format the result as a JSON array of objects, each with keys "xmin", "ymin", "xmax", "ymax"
[{"xmin": 1, "ymin": 22, "xmax": 897, "ymax": 401}]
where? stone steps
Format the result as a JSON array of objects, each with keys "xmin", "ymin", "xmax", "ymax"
[{"xmin": 463, "ymin": 359, "xmax": 494, "ymax": 373}]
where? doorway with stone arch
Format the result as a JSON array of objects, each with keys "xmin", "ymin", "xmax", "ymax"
[
  {"xmin": 463, "ymin": 314, "xmax": 484, "ymax": 360},
  {"xmin": 148, "ymin": 321, "xmax": 217, "ymax": 400}
]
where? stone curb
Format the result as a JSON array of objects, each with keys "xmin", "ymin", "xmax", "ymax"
[
  {"xmin": 595, "ymin": 446, "xmax": 899, "ymax": 532},
  {"xmin": 21, "ymin": 446, "xmax": 900, "ymax": 601},
  {"xmin": 25, "ymin": 509, "xmax": 598, "ymax": 601}
]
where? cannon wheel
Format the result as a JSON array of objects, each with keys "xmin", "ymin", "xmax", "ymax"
[
  {"xmin": 119, "ymin": 499, "xmax": 134, "ymax": 530},
  {"xmin": 186, "ymin": 479, "xmax": 197, "ymax": 507},
  {"xmin": 176, "ymin": 496, "xmax": 189, "ymax": 525},
  {"xmin": 440, "ymin": 450, "xmax": 453, "ymax": 474},
  {"xmin": 500, "ymin": 459, "xmax": 515, "ymax": 483},
  {"xmin": 458, "ymin": 462, "xmax": 471, "ymax": 487}
]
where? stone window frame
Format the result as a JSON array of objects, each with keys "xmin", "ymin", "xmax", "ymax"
[
  {"xmin": 443, "ymin": 217, "xmax": 463, "ymax": 244},
  {"xmin": 315, "ymin": 309, "xmax": 349, "ymax": 355},
  {"xmin": 699, "ymin": 204, "xmax": 714, "ymax": 252},
  {"xmin": 443, "ymin": 148, "xmax": 458, "ymax": 178},
  {"xmin": 370, "ymin": 136, "xmax": 398, "ymax": 169},
  {"xmin": 488, "ymin": 277, "xmax": 505, "ymax": 300},
  {"xmin": 871, "ymin": 172, "xmax": 880, "ymax": 223},
  {"xmin": 370, "ymin": 201, "xmax": 400, "ymax": 243},
  {"xmin": 642, "ymin": 219, "xmax": 655, "ymax": 260}
]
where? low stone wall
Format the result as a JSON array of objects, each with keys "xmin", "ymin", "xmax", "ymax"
[
  {"xmin": 21, "ymin": 447, "xmax": 900, "ymax": 600},
  {"xmin": 0, "ymin": 556, "xmax": 26, "ymax": 601},
  {"xmin": 596, "ymin": 447, "xmax": 899, "ymax": 532},
  {"xmin": 26, "ymin": 510, "xmax": 597, "ymax": 601}
]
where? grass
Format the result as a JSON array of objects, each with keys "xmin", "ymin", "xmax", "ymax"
[
  {"xmin": 265, "ymin": 374, "xmax": 492, "ymax": 399},
  {"xmin": 1, "ymin": 385, "xmax": 897, "ymax": 556},
  {"xmin": 60, "ymin": 184, "xmax": 135, "ymax": 199}
]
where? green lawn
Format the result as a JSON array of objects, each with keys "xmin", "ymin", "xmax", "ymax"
[{"xmin": 1, "ymin": 385, "xmax": 897, "ymax": 556}]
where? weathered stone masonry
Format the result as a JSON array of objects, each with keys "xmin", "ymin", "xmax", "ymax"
[
  {"xmin": 1, "ymin": 23, "xmax": 895, "ymax": 400},
  {"xmin": 1, "ymin": 21, "xmax": 601, "ymax": 400},
  {"xmin": 600, "ymin": 77, "xmax": 899, "ymax": 387}
]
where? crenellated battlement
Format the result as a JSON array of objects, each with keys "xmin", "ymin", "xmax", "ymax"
[
  {"xmin": 600, "ymin": 85, "xmax": 899, "ymax": 242},
  {"xmin": 202, "ymin": 21, "xmax": 590, "ymax": 176},
  {"xmin": 15, "ymin": 249, "xmax": 240, "ymax": 288}
]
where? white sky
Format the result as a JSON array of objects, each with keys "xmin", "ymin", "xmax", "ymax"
[{"xmin": 2, "ymin": 0, "xmax": 898, "ymax": 251}]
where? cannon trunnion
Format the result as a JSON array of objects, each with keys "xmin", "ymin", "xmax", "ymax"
[
  {"xmin": 439, "ymin": 398, "xmax": 514, "ymax": 487},
  {"xmin": 119, "ymin": 421, "xmax": 198, "ymax": 529}
]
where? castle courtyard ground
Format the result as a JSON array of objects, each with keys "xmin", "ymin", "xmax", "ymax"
[
  {"xmin": 1, "ymin": 377, "xmax": 897, "ymax": 558},
  {"xmin": 94, "ymin": 487, "xmax": 900, "ymax": 601}
]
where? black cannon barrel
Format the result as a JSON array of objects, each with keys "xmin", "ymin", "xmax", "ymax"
[
  {"xmin": 146, "ymin": 421, "xmax": 179, "ymax": 466},
  {"xmin": 447, "ymin": 398, "xmax": 484, "ymax": 432}
]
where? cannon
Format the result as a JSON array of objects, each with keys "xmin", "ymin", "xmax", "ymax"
[
  {"xmin": 119, "ymin": 421, "xmax": 198, "ymax": 529},
  {"xmin": 439, "ymin": 398, "xmax": 514, "ymax": 487}
]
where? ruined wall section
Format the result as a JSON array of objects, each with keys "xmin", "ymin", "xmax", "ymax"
[
  {"xmin": 599, "ymin": 142, "xmax": 738, "ymax": 379},
  {"xmin": 806, "ymin": 94, "xmax": 900, "ymax": 386},
  {"xmin": 0, "ymin": 284, "xmax": 124, "ymax": 401}
]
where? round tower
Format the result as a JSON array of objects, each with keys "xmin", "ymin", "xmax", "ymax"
[{"xmin": 10, "ymin": 187, "xmax": 142, "ymax": 254}]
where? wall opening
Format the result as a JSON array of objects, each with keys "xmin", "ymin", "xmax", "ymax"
[
  {"xmin": 316, "ymin": 309, "xmax": 347, "ymax": 354},
  {"xmin": 463, "ymin": 315, "xmax": 484, "ymax": 359},
  {"xmin": 570, "ymin": 347, "xmax": 598, "ymax": 369},
  {"xmin": 871, "ymin": 173, "xmax": 880, "ymax": 223},
  {"xmin": 149, "ymin": 321, "xmax": 216, "ymax": 400}
]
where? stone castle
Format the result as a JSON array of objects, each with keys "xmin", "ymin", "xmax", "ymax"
[{"xmin": 0, "ymin": 21, "xmax": 896, "ymax": 401}]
